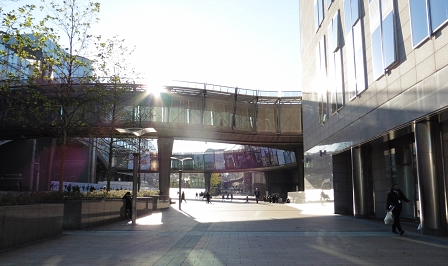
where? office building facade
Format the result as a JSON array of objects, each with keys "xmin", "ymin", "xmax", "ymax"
[{"xmin": 300, "ymin": 0, "xmax": 448, "ymax": 235}]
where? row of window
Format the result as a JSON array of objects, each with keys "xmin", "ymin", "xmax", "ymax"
[{"xmin": 314, "ymin": 0, "xmax": 448, "ymax": 125}]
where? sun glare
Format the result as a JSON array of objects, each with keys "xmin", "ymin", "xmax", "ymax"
[{"xmin": 140, "ymin": 77, "xmax": 169, "ymax": 96}]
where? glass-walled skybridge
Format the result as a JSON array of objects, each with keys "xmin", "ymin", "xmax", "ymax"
[
  {"xmin": 0, "ymin": 80, "xmax": 302, "ymax": 148},
  {"xmin": 125, "ymin": 80, "xmax": 303, "ymax": 148},
  {"xmin": 112, "ymin": 146, "xmax": 297, "ymax": 174}
]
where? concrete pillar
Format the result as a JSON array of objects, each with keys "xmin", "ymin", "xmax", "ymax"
[
  {"xmin": 132, "ymin": 153, "xmax": 139, "ymax": 225},
  {"xmin": 295, "ymin": 146, "xmax": 304, "ymax": 191},
  {"xmin": 157, "ymin": 138, "xmax": 174, "ymax": 198},
  {"xmin": 204, "ymin": 172, "xmax": 211, "ymax": 193},
  {"xmin": 414, "ymin": 121, "xmax": 447, "ymax": 236},
  {"xmin": 351, "ymin": 147, "xmax": 369, "ymax": 218}
]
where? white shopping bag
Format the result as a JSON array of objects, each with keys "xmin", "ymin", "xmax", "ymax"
[{"xmin": 384, "ymin": 211, "xmax": 394, "ymax": 224}]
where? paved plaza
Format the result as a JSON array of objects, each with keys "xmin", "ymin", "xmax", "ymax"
[{"xmin": 1, "ymin": 197, "xmax": 448, "ymax": 265}]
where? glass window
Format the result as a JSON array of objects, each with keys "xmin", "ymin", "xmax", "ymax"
[
  {"xmin": 353, "ymin": 21, "xmax": 366, "ymax": 93},
  {"xmin": 327, "ymin": 0, "xmax": 333, "ymax": 9},
  {"xmin": 344, "ymin": 0, "xmax": 352, "ymax": 34},
  {"xmin": 335, "ymin": 50, "xmax": 344, "ymax": 110},
  {"xmin": 382, "ymin": 12, "xmax": 396, "ymax": 68},
  {"xmin": 320, "ymin": 36, "xmax": 326, "ymax": 74},
  {"xmin": 346, "ymin": 30, "xmax": 357, "ymax": 100},
  {"xmin": 351, "ymin": 0, "xmax": 360, "ymax": 25},
  {"xmin": 371, "ymin": 28, "xmax": 384, "ymax": 79},
  {"xmin": 329, "ymin": 11, "xmax": 341, "ymax": 53},
  {"xmin": 329, "ymin": 12, "xmax": 344, "ymax": 114},
  {"xmin": 328, "ymin": 20, "xmax": 334, "ymax": 53},
  {"xmin": 318, "ymin": 0, "xmax": 324, "ymax": 27},
  {"xmin": 409, "ymin": 0, "xmax": 430, "ymax": 47},
  {"xmin": 370, "ymin": 0, "xmax": 396, "ymax": 80},
  {"xmin": 330, "ymin": 50, "xmax": 344, "ymax": 113},
  {"xmin": 315, "ymin": 0, "xmax": 325, "ymax": 31},
  {"xmin": 370, "ymin": 0, "xmax": 383, "ymax": 79},
  {"xmin": 429, "ymin": 0, "xmax": 448, "ymax": 31},
  {"xmin": 319, "ymin": 92, "xmax": 328, "ymax": 124},
  {"xmin": 317, "ymin": 36, "xmax": 328, "ymax": 124},
  {"xmin": 315, "ymin": 0, "xmax": 320, "ymax": 31}
]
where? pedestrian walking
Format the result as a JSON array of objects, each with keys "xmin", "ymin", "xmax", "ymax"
[
  {"xmin": 181, "ymin": 191, "xmax": 187, "ymax": 203},
  {"xmin": 386, "ymin": 183, "xmax": 411, "ymax": 235},
  {"xmin": 206, "ymin": 191, "xmax": 211, "ymax": 204},
  {"xmin": 254, "ymin": 188, "xmax": 260, "ymax": 203},
  {"xmin": 122, "ymin": 192, "xmax": 132, "ymax": 218}
]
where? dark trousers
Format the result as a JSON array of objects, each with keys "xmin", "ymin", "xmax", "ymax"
[
  {"xmin": 126, "ymin": 204, "xmax": 132, "ymax": 218},
  {"xmin": 392, "ymin": 211, "xmax": 402, "ymax": 232}
]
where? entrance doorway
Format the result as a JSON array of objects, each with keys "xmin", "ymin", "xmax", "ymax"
[{"xmin": 390, "ymin": 144, "xmax": 418, "ymax": 219}]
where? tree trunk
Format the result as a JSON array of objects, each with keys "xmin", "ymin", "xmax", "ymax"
[
  {"xmin": 107, "ymin": 137, "xmax": 114, "ymax": 191},
  {"xmin": 58, "ymin": 132, "xmax": 67, "ymax": 192}
]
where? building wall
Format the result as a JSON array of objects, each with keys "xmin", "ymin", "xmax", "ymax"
[
  {"xmin": 0, "ymin": 138, "xmax": 98, "ymax": 191},
  {"xmin": 300, "ymin": 0, "xmax": 448, "ymax": 225},
  {"xmin": 301, "ymin": 0, "xmax": 448, "ymax": 154}
]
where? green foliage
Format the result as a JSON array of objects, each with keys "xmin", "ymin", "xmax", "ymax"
[
  {"xmin": 0, "ymin": 190, "xmax": 160, "ymax": 206},
  {"xmin": 1, "ymin": 0, "xmax": 142, "ymax": 193},
  {"xmin": 210, "ymin": 173, "xmax": 221, "ymax": 188}
]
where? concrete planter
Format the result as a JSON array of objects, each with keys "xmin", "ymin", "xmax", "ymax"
[
  {"xmin": 62, "ymin": 197, "xmax": 162, "ymax": 230},
  {"xmin": 0, "ymin": 204, "xmax": 64, "ymax": 251}
]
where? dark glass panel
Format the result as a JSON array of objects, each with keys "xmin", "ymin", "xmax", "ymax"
[{"xmin": 335, "ymin": 50, "xmax": 344, "ymax": 109}]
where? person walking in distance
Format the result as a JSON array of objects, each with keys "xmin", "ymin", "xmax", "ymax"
[
  {"xmin": 254, "ymin": 188, "xmax": 260, "ymax": 203},
  {"xmin": 181, "ymin": 191, "xmax": 187, "ymax": 203},
  {"xmin": 386, "ymin": 183, "xmax": 411, "ymax": 235},
  {"xmin": 205, "ymin": 191, "xmax": 211, "ymax": 204}
]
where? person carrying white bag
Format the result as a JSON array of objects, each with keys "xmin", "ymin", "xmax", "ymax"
[
  {"xmin": 386, "ymin": 183, "xmax": 411, "ymax": 235},
  {"xmin": 384, "ymin": 206, "xmax": 394, "ymax": 225}
]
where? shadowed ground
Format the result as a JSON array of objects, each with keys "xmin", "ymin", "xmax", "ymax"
[{"xmin": 1, "ymin": 198, "xmax": 447, "ymax": 266}]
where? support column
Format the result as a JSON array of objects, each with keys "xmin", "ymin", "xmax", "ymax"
[
  {"xmin": 204, "ymin": 172, "xmax": 211, "ymax": 193},
  {"xmin": 352, "ymin": 147, "xmax": 369, "ymax": 218},
  {"xmin": 132, "ymin": 153, "xmax": 139, "ymax": 225},
  {"xmin": 414, "ymin": 121, "xmax": 447, "ymax": 236},
  {"xmin": 295, "ymin": 146, "xmax": 304, "ymax": 191},
  {"xmin": 158, "ymin": 138, "xmax": 174, "ymax": 198}
]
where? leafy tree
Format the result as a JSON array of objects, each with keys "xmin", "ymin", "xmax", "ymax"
[
  {"xmin": 2, "ymin": 0, "xmax": 105, "ymax": 192},
  {"xmin": 0, "ymin": 4, "xmax": 54, "ymax": 130},
  {"xmin": 37, "ymin": 0, "xmax": 104, "ymax": 192},
  {"xmin": 1, "ymin": 1, "xmax": 145, "ymax": 193},
  {"xmin": 86, "ymin": 35, "xmax": 140, "ymax": 191},
  {"xmin": 210, "ymin": 173, "xmax": 221, "ymax": 188}
]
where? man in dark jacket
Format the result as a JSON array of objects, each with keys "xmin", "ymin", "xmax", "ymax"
[
  {"xmin": 254, "ymin": 188, "xmax": 260, "ymax": 203},
  {"xmin": 122, "ymin": 192, "xmax": 132, "ymax": 218},
  {"xmin": 386, "ymin": 183, "xmax": 411, "ymax": 235}
]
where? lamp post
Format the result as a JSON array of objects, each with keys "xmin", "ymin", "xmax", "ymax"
[
  {"xmin": 116, "ymin": 127, "xmax": 156, "ymax": 225},
  {"xmin": 170, "ymin": 156, "xmax": 192, "ymax": 210},
  {"xmin": 131, "ymin": 153, "xmax": 139, "ymax": 225}
]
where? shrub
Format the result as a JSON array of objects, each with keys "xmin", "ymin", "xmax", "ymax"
[{"xmin": 0, "ymin": 190, "xmax": 160, "ymax": 206}]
